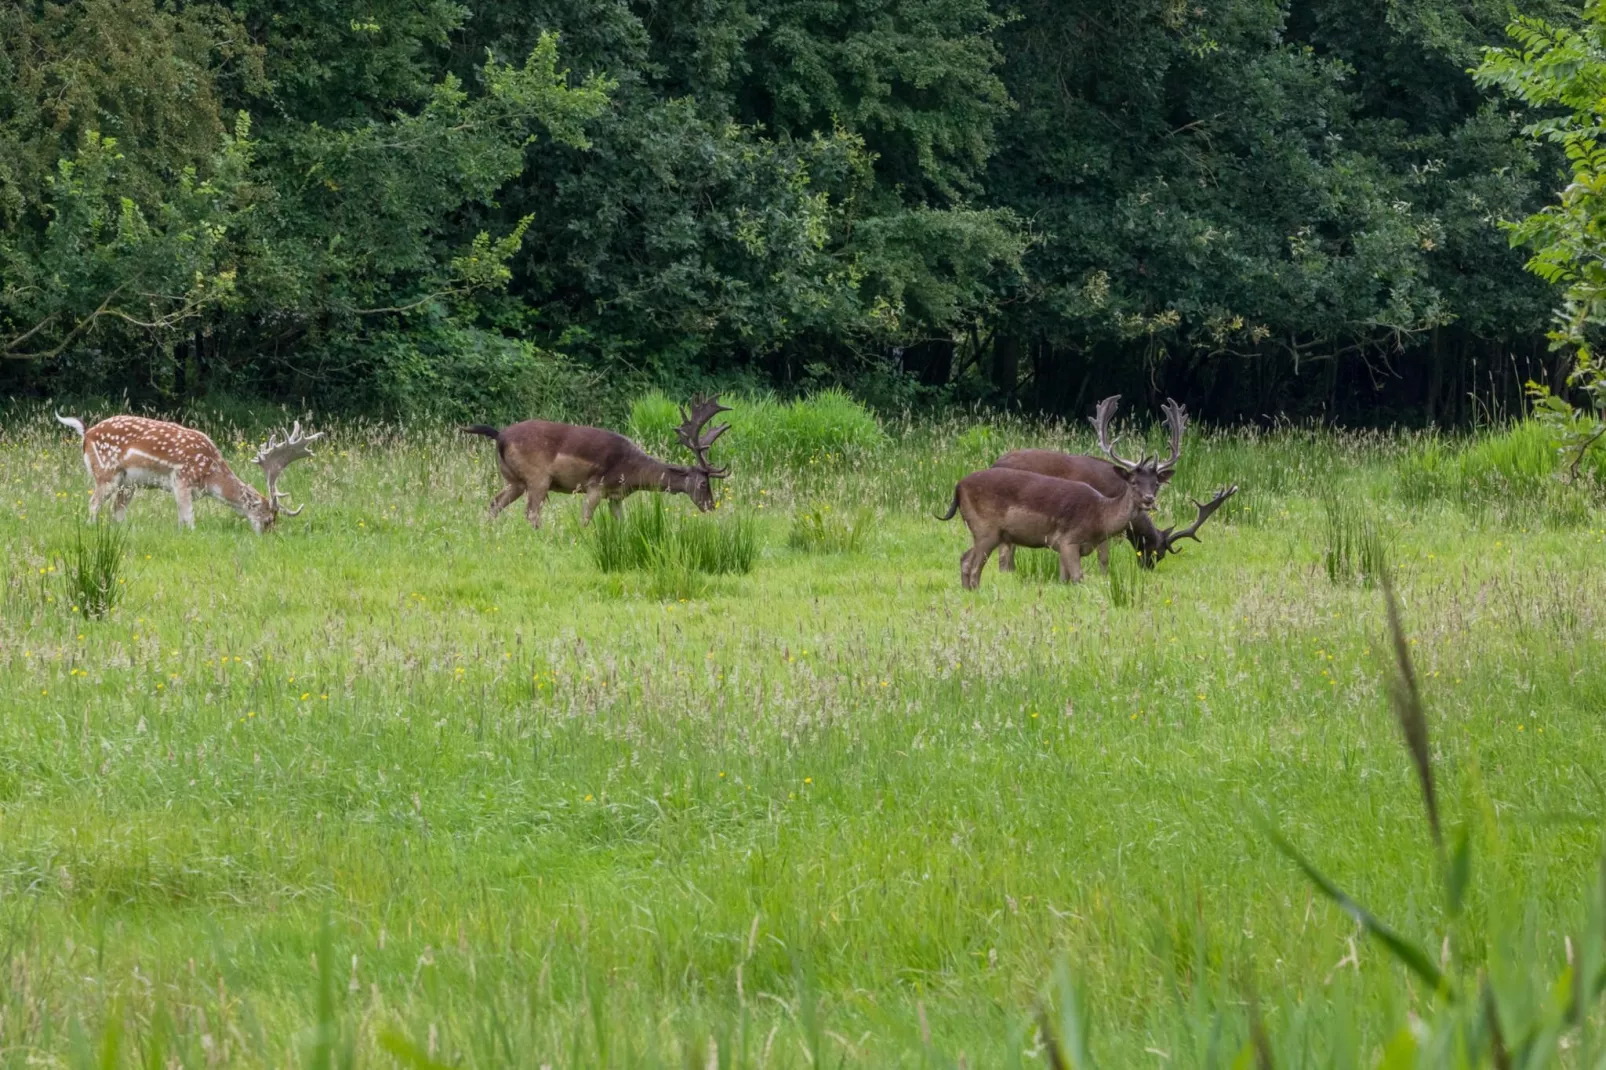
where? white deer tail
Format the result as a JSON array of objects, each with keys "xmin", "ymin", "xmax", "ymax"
[{"xmin": 54, "ymin": 412, "xmax": 85, "ymax": 439}]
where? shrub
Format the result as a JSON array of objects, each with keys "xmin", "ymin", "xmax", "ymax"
[
  {"xmin": 787, "ymin": 504, "xmax": 870, "ymax": 554},
  {"xmin": 624, "ymin": 389, "xmax": 884, "ymax": 467},
  {"xmin": 1395, "ymin": 421, "xmax": 1606, "ymax": 511},
  {"xmin": 334, "ymin": 324, "xmax": 608, "ymax": 425}
]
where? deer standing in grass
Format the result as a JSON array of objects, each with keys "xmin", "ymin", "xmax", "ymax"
[
  {"xmin": 56, "ymin": 414, "xmax": 322, "ymax": 533},
  {"xmin": 461, "ymin": 396, "xmax": 731, "ymax": 528},
  {"xmin": 936, "ymin": 400, "xmax": 1166, "ymax": 589},
  {"xmin": 991, "ymin": 397, "xmax": 1185, "ymax": 572}
]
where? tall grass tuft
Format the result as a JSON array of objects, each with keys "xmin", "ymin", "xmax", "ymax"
[
  {"xmin": 1107, "ymin": 542, "xmax": 1144, "ymax": 608},
  {"xmin": 1322, "ymin": 497, "xmax": 1387, "ymax": 587},
  {"xmin": 584, "ymin": 498, "xmax": 756, "ymax": 585},
  {"xmin": 58, "ymin": 520, "xmax": 129, "ymax": 619},
  {"xmin": 787, "ymin": 503, "xmax": 870, "ymax": 554},
  {"xmin": 1013, "ymin": 547, "xmax": 1060, "ymax": 583}
]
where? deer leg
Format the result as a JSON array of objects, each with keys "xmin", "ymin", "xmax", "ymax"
[
  {"xmin": 997, "ymin": 544, "xmax": 1016, "ymax": 572},
  {"xmin": 111, "ymin": 485, "xmax": 136, "ymax": 522},
  {"xmin": 1096, "ymin": 539, "xmax": 1111, "ymax": 574},
  {"xmin": 523, "ymin": 481, "xmax": 550, "ymax": 530},
  {"xmin": 488, "ymin": 482, "xmax": 524, "ymax": 521},
  {"xmin": 964, "ymin": 537, "xmax": 999, "ymax": 590},
  {"xmin": 580, "ymin": 485, "xmax": 606, "ymax": 526},
  {"xmin": 172, "ymin": 483, "xmax": 195, "ymax": 529},
  {"xmin": 89, "ymin": 475, "xmax": 120, "ymax": 523},
  {"xmin": 609, "ymin": 499, "xmax": 624, "ymax": 521},
  {"xmin": 1057, "ymin": 541, "xmax": 1085, "ymax": 584}
]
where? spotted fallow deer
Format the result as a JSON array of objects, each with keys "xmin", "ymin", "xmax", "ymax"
[
  {"xmin": 936, "ymin": 402, "xmax": 1165, "ymax": 589},
  {"xmin": 989, "ymin": 396, "xmax": 1183, "ymax": 573},
  {"xmin": 460, "ymin": 396, "xmax": 731, "ymax": 528},
  {"xmin": 55, "ymin": 414, "xmax": 322, "ymax": 533}
]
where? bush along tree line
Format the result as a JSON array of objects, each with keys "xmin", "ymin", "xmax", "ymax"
[{"xmin": 1, "ymin": 0, "xmax": 1602, "ymax": 426}]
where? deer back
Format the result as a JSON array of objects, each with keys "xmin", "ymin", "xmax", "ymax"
[
  {"xmin": 993, "ymin": 449, "xmax": 1131, "ymax": 497},
  {"xmin": 961, "ymin": 467, "xmax": 1138, "ymax": 542},
  {"xmin": 496, "ymin": 420, "xmax": 663, "ymax": 485},
  {"xmin": 83, "ymin": 416, "xmax": 228, "ymax": 482}
]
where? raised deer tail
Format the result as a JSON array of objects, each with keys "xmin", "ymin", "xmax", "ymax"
[
  {"xmin": 934, "ymin": 486, "xmax": 961, "ymax": 521},
  {"xmin": 459, "ymin": 424, "xmax": 500, "ymax": 441},
  {"xmin": 54, "ymin": 412, "xmax": 85, "ymax": 440}
]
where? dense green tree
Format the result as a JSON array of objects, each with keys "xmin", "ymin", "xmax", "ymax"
[{"xmin": 0, "ymin": 0, "xmax": 1588, "ymax": 423}]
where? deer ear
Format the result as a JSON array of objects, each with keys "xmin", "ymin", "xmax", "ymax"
[{"xmin": 1159, "ymin": 469, "xmax": 1175, "ymax": 484}]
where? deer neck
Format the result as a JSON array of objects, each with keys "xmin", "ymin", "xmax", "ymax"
[
  {"xmin": 208, "ymin": 464, "xmax": 259, "ymax": 512},
  {"xmin": 1096, "ymin": 480, "xmax": 1144, "ymax": 536},
  {"xmin": 624, "ymin": 454, "xmax": 690, "ymax": 495}
]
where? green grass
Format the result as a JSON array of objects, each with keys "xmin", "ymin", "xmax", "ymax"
[
  {"xmin": 787, "ymin": 502, "xmax": 871, "ymax": 554},
  {"xmin": 0, "ymin": 406, "xmax": 1605, "ymax": 1065},
  {"xmin": 584, "ymin": 497, "xmax": 757, "ymax": 581}
]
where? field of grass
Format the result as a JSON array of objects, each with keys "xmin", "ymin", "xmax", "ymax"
[{"xmin": 2, "ymin": 402, "xmax": 1606, "ymax": 1066}]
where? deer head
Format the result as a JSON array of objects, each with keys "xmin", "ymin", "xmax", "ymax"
[
  {"xmin": 251, "ymin": 421, "xmax": 324, "ymax": 528},
  {"xmin": 1091, "ymin": 395, "xmax": 1164, "ymax": 512},
  {"xmin": 674, "ymin": 395, "xmax": 731, "ymax": 511}
]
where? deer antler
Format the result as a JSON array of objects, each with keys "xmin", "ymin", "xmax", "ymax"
[
  {"xmin": 1157, "ymin": 398, "xmax": 1188, "ymax": 475},
  {"xmin": 676, "ymin": 394, "xmax": 732, "ymax": 477},
  {"xmin": 252, "ymin": 420, "xmax": 324, "ymax": 515},
  {"xmin": 1090, "ymin": 395, "xmax": 1142, "ymax": 472},
  {"xmin": 1156, "ymin": 484, "xmax": 1237, "ymax": 558}
]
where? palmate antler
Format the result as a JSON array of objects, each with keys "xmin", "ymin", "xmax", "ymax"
[
  {"xmin": 1155, "ymin": 484, "xmax": 1237, "ymax": 558},
  {"xmin": 1157, "ymin": 398, "xmax": 1188, "ymax": 476},
  {"xmin": 253, "ymin": 420, "xmax": 324, "ymax": 515},
  {"xmin": 1091, "ymin": 395, "xmax": 1143, "ymax": 472},
  {"xmin": 676, "ymin": 394, "xmax": 731, "ymax": 477}
]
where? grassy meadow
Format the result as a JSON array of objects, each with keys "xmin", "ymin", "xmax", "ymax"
[{"xmin": 1, "ymin": 399, "xmax": 1605, "ymax": 1066}]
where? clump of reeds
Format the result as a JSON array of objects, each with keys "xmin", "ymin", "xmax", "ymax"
[
  {"xmin": 58, "ymin": 520, "xmax": 129, "ymax": 619},
  {"xmin": 1323, "ymin": 497, "xmax": 1387, "ymax": 587},
  {"xmin": 1106, "ymin": 542, "xmax": 1144, "ymax": 608},
  {"xmin": 583, "ymin": 498, "xmax": 756, "ymax": 592}
]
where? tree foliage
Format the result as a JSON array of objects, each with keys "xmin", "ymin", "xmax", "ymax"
[
  {"xmin": 1477, "ymin": 1, "xmax": 1606, "ymax": 474},
  {"xmin": 0, "ymin": 0, "xmax": 1587, "ymax": 422}
]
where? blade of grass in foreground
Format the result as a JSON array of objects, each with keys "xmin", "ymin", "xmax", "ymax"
[{"xmin": 1257, "ymin": 817, "xmax": 1449, "ymax": 997}]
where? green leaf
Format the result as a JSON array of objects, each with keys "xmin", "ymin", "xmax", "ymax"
[
  {"xmin": 1259, "ymin": 817, "xmax": 1452, "ymax": 999},
  {"xmin": 1446, "ymin": 824, "xmax": 1472, "ymax": 919}
]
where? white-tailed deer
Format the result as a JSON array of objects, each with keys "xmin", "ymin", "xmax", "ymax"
[
  {"xmin": 56, "ymin": 414, "xmax": 322, "ymax": 533},
  {"xmin": 991, "ymin": 396, "xmax": 1184, "ymax": 572},
  {"xmin": 461, "ymin": 396, "xmax": 731, "ymax": 528},
  {"xmin": 936, "ymin": 402, "xmax": 1165, "ymax": 588}
]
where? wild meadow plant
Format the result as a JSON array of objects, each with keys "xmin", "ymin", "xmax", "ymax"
[
  {"xmin": 58, "ymin": 518, "xmax": 129, "ymax": 619},
  {"xmin": 584, "ymin": 496, "xmax": 756, "ymax": 589}
]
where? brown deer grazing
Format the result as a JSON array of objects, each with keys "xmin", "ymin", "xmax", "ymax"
[
  {"xmin": 56, "ymin": 414, "xmax": 321, "ymax": 533},
  {"xmin": 461, "ymin": 396, "xmax": 731, "ymax": 528},
  {"xmin": 936, "ymin": 407, "xmax": 1162, "ymax": 589},
  {"xmin": 992, "ymin": 396, "xmax": 1185, "ymax": 572}
]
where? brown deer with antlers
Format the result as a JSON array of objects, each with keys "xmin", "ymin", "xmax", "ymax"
[
  {"xmin": 461, "ymin": 396, "xmax": 731, "ymax": 528},
  {"xmin": 991, "ymin": 397, "xmax": 1232, "ymax": 569},
  {"xmin": 936, "ymin": 399, "xmax": 1174, "ymax": 588},
  {"xmin": 56, "ymin": 414, "xmax": 322, "ymax": 533}
]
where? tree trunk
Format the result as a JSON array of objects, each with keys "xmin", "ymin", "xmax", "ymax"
[{"xmin": 991, "ymin": 332, "xmax": 1020, "ymax": 402}]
